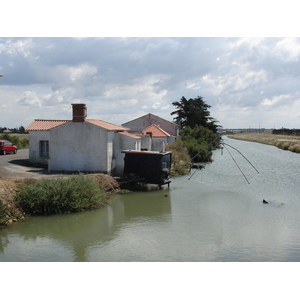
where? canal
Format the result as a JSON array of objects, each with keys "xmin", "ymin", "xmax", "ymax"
[{"xmin": 1, "ymin": 136, "xmax": 300, "ymax": 262}]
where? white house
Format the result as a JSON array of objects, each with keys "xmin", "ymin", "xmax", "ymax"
[
  {"xmin": 121, "ymin": 113, "xmax": 179, "ymax": 138},
  {"xmin": 25, "ymin": 103, "xmax": 141, "ymax": 175}
]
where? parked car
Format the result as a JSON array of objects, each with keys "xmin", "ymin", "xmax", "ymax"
[{"xmin": 0, "ymin": 140, "xmax": 18, "ymax": 155}]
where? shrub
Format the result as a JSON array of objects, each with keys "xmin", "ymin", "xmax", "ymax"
[
  {"xmin": 179, "ymin": 125, "xmax": 219, "ymax": 162},
  {"xmin": 0, "ymin": 200, "xmax": 8, "ymax": 227},
  {"xmin": 15, "ymin": 175, "xmax": 107, "ymax": 215},
  {"xmin": 166, "ymin": 140, "xmax": 190, "ymax": 176}
]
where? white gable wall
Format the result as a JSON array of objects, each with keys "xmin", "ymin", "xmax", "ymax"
[
  {"xmin": 28, "ymin": 131, "xmax": 51, "ymax": 165},
  {"xmin": 49, "ymin": 122, "xmax": 110, "ymax": 172}
]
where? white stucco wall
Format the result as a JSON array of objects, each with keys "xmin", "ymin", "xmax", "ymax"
[
  {"xmin": 49, "ymin": 122, "xmax": 110, "ymax": 172},
  {"xmin": 28, "ymin": 131, "xmax": 51, "ymax": 165},
  {"xmin": 113, "ymin": 133, "xmax": 141, "ymax": 175},
  {"xmin": 151, "ymin": 138, "xmax": 165, "ymax": 152}
]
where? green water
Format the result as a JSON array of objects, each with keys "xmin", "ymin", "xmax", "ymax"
[{"xmin": 1, "ymin": 136, "xmax": 300, "ymax": 261}]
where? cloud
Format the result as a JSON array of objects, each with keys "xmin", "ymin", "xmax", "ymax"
[
  {"xmin": 1, "ymin": 37, "xmax": 300, "ymax": 129},
  {"xmin": 17, "ymin": 91, "xmax": 42, "ymax": 108}
]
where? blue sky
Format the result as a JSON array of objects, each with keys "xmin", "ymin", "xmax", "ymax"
[{"xmin": 1, "ymin": 2, "xmax": 300, "ymax": 130}]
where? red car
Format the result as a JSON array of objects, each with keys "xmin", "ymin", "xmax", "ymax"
[{"xmin": 0, "ymin": 140, "xmax": 18, "ymax": 155}]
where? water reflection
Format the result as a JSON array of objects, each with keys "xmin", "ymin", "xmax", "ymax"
[{"xmin": 0, "ymin": 188, "xmax": 171, "ymax": 262}]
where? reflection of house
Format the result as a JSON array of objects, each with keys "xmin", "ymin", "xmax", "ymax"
[
  {"xmin": 122, "ymin": 113, "xmax": 178, "ymax": 138},
  {"xmin": 25, "ymin": 103, "xmax": 141, "ymax": 175}
]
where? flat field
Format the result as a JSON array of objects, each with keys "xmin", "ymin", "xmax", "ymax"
[{"xmin": 228, "ymin": 132, "xmax": 300, "ymax": 153}]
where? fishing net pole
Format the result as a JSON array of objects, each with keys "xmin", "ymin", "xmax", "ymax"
[
  {"xmin": 221, "ymin": 142, "xmax": 259, "ymax": 174},
  {"xmin": 222, "ymin": 143, "xmax": 251, "ymax": 184}
]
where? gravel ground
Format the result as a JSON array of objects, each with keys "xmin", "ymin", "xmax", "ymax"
[{"xmin": 0, "ymin": 149, "xmax": 51, "ymax": 179}]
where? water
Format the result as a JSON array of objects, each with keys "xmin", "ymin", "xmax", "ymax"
[{"xmin": 1, "ymin": 136, "xmax": 300, "ymax": 262}]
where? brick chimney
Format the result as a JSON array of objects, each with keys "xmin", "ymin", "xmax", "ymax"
[{"xmin": 72, "ymin": 103, "xmax": 87, "ymax": 122}]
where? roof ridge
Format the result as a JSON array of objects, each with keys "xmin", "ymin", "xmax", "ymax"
[
  {"xmin": 142, "ymin": 124, "xmax": 171, "ymax": 137},
  {"xmin": 34, "ymin": 119, "xmax": 70, "ymax": 122},
  {"xmin": 122, "ymin": 113, "xmax": 177, "ymax": 126}
]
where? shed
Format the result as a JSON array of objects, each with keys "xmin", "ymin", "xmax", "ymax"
[{"xmin": 122, "ymin": 150, "xmax": 172, "ymax": 187}]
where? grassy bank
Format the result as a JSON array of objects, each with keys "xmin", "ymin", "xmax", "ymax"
[
  {"xmin": 228, "ymin": 132, "xmax": 300, "ymax": 153},
  {"xmin": 0, "ymin": 173, "xmax": 120, "ymax": 227}
]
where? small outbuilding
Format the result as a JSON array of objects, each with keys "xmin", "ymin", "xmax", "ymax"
[{"xmin": 122, "ymin": 150, "xmax": 172, "ymax": 187}]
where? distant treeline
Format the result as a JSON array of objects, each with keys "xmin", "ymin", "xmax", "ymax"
[
  {"xmin": 272, "ymin": 128, "xmax": 300, "ymax": 136},
  {"xmin": 0, "ymin": 126, "xmax": 26, "ymax": 133}
]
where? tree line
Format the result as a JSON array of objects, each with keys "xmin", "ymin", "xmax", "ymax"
[
  {"xmin": 273, "ymin": 128, "xmax": 300, "ymax": 136},
  {"xmin": 0, "ymin": 126, "xmax": 27, "ymax": 133}
]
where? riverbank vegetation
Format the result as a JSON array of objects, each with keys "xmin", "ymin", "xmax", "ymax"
[
  {"xmin": 166, "ymin": 139, "xmax": 191, "ymax": 176},
  {"xmin": 0, "ymin": 200, "xmax": 7, "ymax": 227},
  {"xmin": 0, "ymin": 173, "xmax": 120, "ymax": 227},
  {"xmin": 15, "ymin": 175, "xmax": 107, "ymax": 215},
  {"xmin": 228, "ymin": 132, "xmax": 300, "ymax": 153}
]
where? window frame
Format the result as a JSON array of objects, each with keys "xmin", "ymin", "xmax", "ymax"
[{"xmin": 39, "ymin": 140, "xmax": 49, "ymax": 157}]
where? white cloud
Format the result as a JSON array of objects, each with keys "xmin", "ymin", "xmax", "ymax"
[
  {"xmin": 1, "ymin": 37, "xmax": 300, "ymax": 129},
  {"xmin": 68, "ymin": 63, "xmax": 98, "ymax": 82},
  {"xmin": 17, "ymin": 91, "xmax": 42, "ymax": 108},
  {"xmin": 152, "ymin": 102, "xmax": 161, "ymax": 109},
  {"xmin": 274, "ymin": 38, "xmax": 300, "ymax": 62},
  {"xmin": 261, "ymin": 94, "xmax": 292, "ymax": 107}
]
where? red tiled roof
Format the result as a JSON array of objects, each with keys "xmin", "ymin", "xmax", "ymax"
[
  {"xmin": 26, "ymin": 120, "xmax": 70, "ymax": 131},
  {"xmin": 142, "ymin": 124, "xmax": 171, "ymax": 137},
  {"xmin": 86, "ymin": 119, "xmax": 129, "ymax": 131},
  {"xmin": 25, "ymin": 119, "xmax": 129, "ymax": 131}
]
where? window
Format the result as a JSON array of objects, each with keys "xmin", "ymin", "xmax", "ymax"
[{"xmin": 40, "ymin": 140, "xmax": 49, "ymax": 157}]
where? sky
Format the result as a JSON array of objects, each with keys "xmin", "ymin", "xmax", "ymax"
[{"xmin": 1, "ymin": 2, "xmax": 300, "ymax": 131}]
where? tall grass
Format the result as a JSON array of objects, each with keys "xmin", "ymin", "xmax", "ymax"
[{"xmin": 15, "ymin": 175, "xmax": 107, "ymax": 215}]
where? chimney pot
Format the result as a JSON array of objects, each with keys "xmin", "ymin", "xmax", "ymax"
[{"xmin": 72, "ymin": 103, "xmax": 87, "ymax": 122}]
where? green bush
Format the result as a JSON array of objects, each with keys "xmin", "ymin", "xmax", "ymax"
[
  {"xmin": 179, "ymin": 125, "xmax": 219, "ymax": 162},
  {"xmin": 15, "ymin": 175, "xmax": 107, "ymax": 215},
  {"xmin": 0, "ymin": 200, "xmax": 8, "ymax": 227}
]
